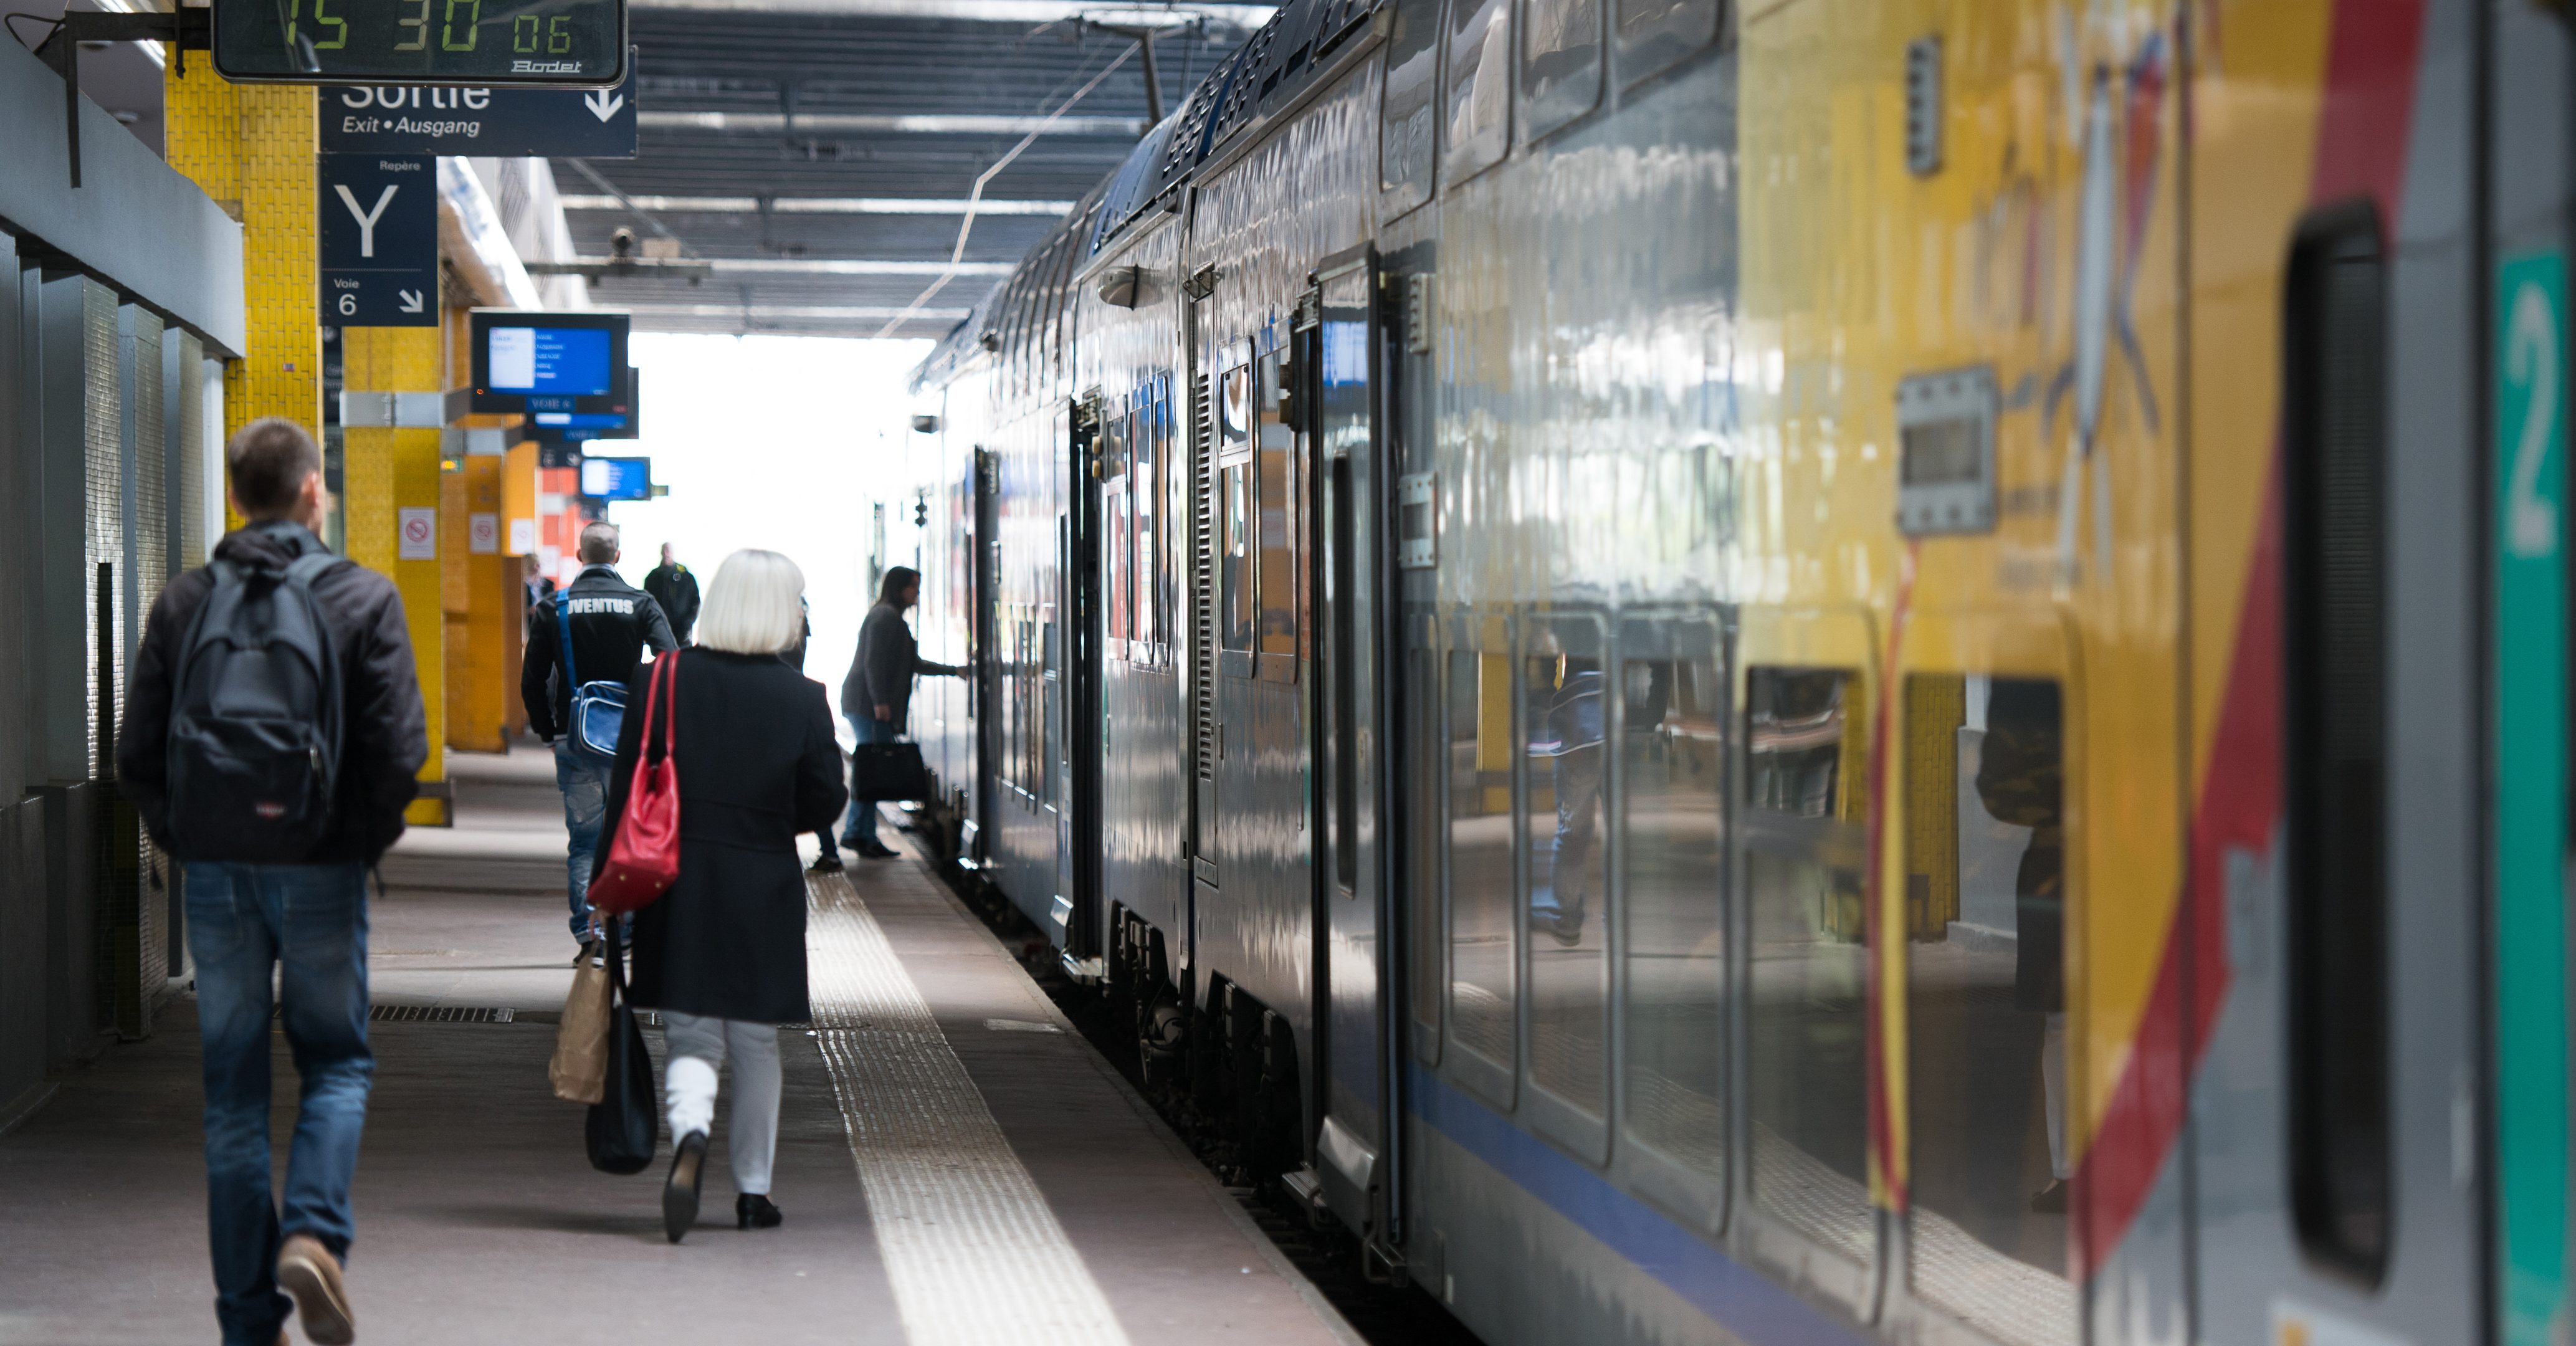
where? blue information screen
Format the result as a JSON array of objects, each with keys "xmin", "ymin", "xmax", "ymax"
[
  {"xmin": 487, "ymin": 326, "xmax": 614, "ymax": 395},
  {"xmin": 580, "ymin": 456, "xmax": 652, "ymax": 500}
]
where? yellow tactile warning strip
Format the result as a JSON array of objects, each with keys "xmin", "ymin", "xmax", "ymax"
[{"xmin": 804, "ymin": 870, "xmax": 1133, "ymax": 1346}]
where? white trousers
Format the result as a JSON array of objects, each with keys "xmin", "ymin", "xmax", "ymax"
[{"xmin": 662, "ymin": 1012, "xmax": 782, "ymax": 1196}]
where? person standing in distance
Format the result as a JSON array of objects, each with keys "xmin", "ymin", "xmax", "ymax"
[
  {"xmin": 644, "ymin": 542, "xmax": 701, "ymax": 646},
  {"xmin": 117, "ymin": 417, "xmax": 428, "ymax": 1346},
  {"xmin": 522, "ymin": 522, "xmax": 677, "ymax": 946},
  {"xmin": 839, "ymin": 565, "xmax": 965, "ymax": 858}
]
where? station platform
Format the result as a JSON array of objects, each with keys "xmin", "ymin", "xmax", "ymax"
[{"xmin": 0, "ymin": 749, "xmax": 1355, "ymax": 1346}]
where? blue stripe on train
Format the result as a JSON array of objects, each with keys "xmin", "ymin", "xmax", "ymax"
[{"xmin": 1408, "ymin": 1065, "xmax": 1872, "ymax": 1346}]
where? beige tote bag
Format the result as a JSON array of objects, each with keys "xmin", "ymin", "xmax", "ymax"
[{"xmin": 548, "ymin": 946, "xmax": 614, "ymax": 1104}]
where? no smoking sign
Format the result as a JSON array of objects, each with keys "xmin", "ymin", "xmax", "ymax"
[{"xmin": 398, "ymin": 507, "xmax": 437, "ymax": 560}]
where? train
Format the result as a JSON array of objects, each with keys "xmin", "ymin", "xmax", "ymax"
[{"xmin": 883, "ymin": 0, "xmax": 2572, "ymax": 1342}]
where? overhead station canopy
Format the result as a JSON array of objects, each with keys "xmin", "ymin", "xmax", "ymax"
[{"xmin": 555, "ymin": 4, "xmax": 1266, "ymax": 338}]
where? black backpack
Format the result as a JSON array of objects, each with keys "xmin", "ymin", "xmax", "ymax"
[{"xmin": 163, "ymin": 547, "xmax": 352, "ymax": 861}]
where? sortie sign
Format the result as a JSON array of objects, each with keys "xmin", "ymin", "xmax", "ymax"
[{"xmin": 318, "ymin": 55, "xmax": 638, "ymax": 157}]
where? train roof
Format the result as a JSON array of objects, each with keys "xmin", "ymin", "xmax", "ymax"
[{"xmin": 908, "ymin": 0, "xmax": 1382, "ymax": 394}]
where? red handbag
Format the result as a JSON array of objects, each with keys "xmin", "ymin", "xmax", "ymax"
[{"xmin": 587, "ymin": 652, "xmax": 682, "ymax": 914}]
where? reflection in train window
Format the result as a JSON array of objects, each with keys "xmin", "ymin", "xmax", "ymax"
[
  {"xmin": 1904, "ymin": 675, "xmax": 2071, "ymax": 1346},
  {"xmin": 1221, "ymin": 462, "xmax": 1253, "ymax": 656},
  {"xmin": 1524, "ymin": 618, "xmax": 1608, "ymax": 1118},
  {"xmin": 1742, "ymin": 667, "xmax": 1872, "ymax": 1269},
  {"xmin": 1448, "ymin": 643, "xmax": 1516, "ymax": 1069},
  {"xmin": 1256, "ymin": 351, "xmax": 1298, "ymax": 669},
  {"xmin": 1380, "ymin": 0, "xmax": 1439, "ymax": 198},
  {"xmin": 1520, "ymin": 0, "xmax": 1603, "ymax": 141},
  {"xmin": 1135, "ymin": 406, "xmax": 1162, "ymax": 662},
  {"xmin": 1621, "ymin": 628, "xmax": 1725, "ymax": 1180},
  {"xmin": 1613, "ymin": 0, "xmax": 1720, "ymax": 89},
  {"xmin": 1105, "ymin": 433, "xmax": 1132, "ymax": 649},
  {"xmin": 1442, "ymin": 0, "xmax": 1509, "ymax": 182}
]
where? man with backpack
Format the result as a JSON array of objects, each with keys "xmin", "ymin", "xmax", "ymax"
[
  {"xmin": 117, "ymin": 417, "xmax": 428, "ymax": 1346},
  {"xmin": 522, "ymin": 521, "xmax": 677, "ymax": 946}
]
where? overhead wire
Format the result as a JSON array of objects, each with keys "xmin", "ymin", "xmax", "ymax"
[{"xmin": 872, "ymin": 40, "xmax": 1135, "ymax": 339}]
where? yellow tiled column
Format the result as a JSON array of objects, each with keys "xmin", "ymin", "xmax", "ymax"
[
  {"xmin": 441, "ymin": 454, "xmax": 507, "ymax": 752},
  {"xmin": 163, "ymin": 64, "xmax": 318, "ymax": 530},
  {"xmin": 343, "ymin": 329, "xmax": 449, "ymax": 825}
]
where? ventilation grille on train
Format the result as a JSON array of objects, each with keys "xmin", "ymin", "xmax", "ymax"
[{"xmin": 1193, "ymin": 370, "xmax": 1218, "ymax": 783}]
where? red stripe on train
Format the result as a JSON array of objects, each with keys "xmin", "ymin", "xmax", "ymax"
[{"xmin": 2072, "ymin": 0, "xmax": 2423, "ymax": 1281}]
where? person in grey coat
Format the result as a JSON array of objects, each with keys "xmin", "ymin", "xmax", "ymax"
[{"xmin": 837, "ymin": 566, "xmax": 965, "ymax": 857}]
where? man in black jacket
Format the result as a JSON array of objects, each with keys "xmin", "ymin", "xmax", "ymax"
[
  {"xmin": 117, "ymin": 417, "xmax": 427, "ymax": 1346},
  {"xmin": 522, "ymin": 521, "xmax": 677, "ymax": 943},
  {"xmin": 839, "ymin": 566, "xmax": 965, "ymax": 857},
  {"xmin": 642, "ymin": 542, "xmax": 701, "ymax": 645}
]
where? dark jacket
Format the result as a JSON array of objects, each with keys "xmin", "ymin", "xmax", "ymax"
[
  {"xmin": 599, "ymin": 649, "xmax": 846, "ymax": 1023},
  {"xmin": 520, "ymin": 564, "xmax": 677, "ymax": 741},
  {"xmin": 116, "ymin": 521, "xmax": 429, "ymax": 866},
  {"xmin": 842, "ymin": 601, "xmax": 961, "ymax": 727},
  {"xmin": 642, "ymin": 563, "xmax": 700, "ymax": 644}
]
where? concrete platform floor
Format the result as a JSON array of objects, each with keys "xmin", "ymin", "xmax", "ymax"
[{"xmin": 0, "ymin": 745, "xmax": 1353, "ymax": 1346}]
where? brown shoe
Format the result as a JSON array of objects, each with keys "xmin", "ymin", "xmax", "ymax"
[{"xmin": 276, "ymin": 1233, "xmax": 355, "ymax": 1345}]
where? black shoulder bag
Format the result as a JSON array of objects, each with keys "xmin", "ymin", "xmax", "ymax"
[{"xmin": 585, "ymin": 937, "xmax": 659, "ymax": 1175}]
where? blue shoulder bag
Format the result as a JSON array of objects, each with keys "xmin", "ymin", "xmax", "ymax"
[{"xmin": 556, "ymin": 599, "xmax": 629, "ymax": 758}]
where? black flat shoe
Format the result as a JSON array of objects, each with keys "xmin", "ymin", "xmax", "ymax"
[
  {"xmin": 664, "ymin": 1131, "xmax": 708, "ymax": 1243},
  {"xmin": 854, "ymin": 841, "xmax": 899, "ymax": 859},
  {"xmin": 808, "ymin": 854, "xmax": 845, "ymax": 873},
  {"xmin": 737, "ymin": 1193, "xmax": 784, "ymax": 1229}
]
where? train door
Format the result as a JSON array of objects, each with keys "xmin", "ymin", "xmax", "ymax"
[
  {"xmin": 1064, "ymin": 396, "xmax": 1104, "ymax": 973},
  {"xmin": 2486, "ymin": 9, "xmax": 2572, "ymax": 1345},
  {"xmin": 971, "ymin": 447, "xmax": 999, "ymax": 870},
  {"xmin": 2188, "ymin": 6, "xmax": 2483, "ymax": 1345},
  {"xmin": 1304, "ymin": 249, "xmax": 1396, "ymax": 1249}
]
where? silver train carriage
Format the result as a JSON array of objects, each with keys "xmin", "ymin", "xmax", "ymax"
[{"xmin": 892, "ymin": 0, "xmax": 2576, "ymax": 1344}]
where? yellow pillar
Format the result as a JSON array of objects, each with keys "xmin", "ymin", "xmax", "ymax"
[
  {"xmin": 163, "ymin": 62, "xmax": 318, "ymax": 530},
  {"xmin": 343, "ymin": 329, "xmax": 449, "ymax": 825},
  {"xmin": 442, "ymin": 454, "xmax": 508, "ymax": 752}
]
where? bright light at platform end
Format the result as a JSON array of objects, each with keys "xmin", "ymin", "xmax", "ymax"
[{"xmin": 606, "ymin": 333, "xmax": 929, "ymax": 732}]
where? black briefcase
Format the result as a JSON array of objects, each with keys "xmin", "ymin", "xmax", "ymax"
[{"xmin": 851, "ymin": 740, "xmax": 932, "ymax": 802}]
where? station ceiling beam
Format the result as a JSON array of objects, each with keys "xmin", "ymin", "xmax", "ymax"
[
  {"xmin": 526, "ymin": 256, "xmax": 1016, "ymax": 277},
  {"xmin": 626, "ymin": 0, "xmax": 1272, "ymax": 25},
  {"xmin": 558, "ymin": 194, "xmax": 1078, "ymax": 214},
  {"xmin": 640, "ymin": 110, "xmax": 1145, "ymax": 135}
]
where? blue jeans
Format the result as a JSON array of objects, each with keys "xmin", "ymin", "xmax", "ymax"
[
  {"xmin": 555, "ymin": 738, "xmax": 615, "ymax": 939},
  {"xmin": 183, "ymin": 861, "xmax": 372, "ymax": 1346},
  {"xmin": 841, "ymin": 713, "xmax": 897, "ymax": 845}
]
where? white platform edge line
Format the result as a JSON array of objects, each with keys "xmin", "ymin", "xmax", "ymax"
[
  {"xmin": 894, "ymin": 847, "xmax": 1371, "ymax": 1346},
  {"xmin": 807, "ymin": 872, "xmax": 1133, "ymax": 1346}
]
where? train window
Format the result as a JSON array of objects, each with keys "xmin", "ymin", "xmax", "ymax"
[
  {"xmin": 1449, "ymin": 634, "xmax": 1517, "ymax": 1075},
  {"xmin": 1904, "ymin": 674, "xmax": 2074, "ymax": 1345},
  {"xmin": 1741, "ymin": 666, "xmax": 1872, "ymax": 1269},
  {"xmin": 1613, "ymin": 0, "xmax": 1719, "ymax": 90},
  {"xmin": 1442, "ymin": 0, "xmax": 1510, "ymax": 184},
  {"xmin": 1131, "ymin": 407, "xmax": 1157, "ymax": 663},
  {"xmin": 1524, "ymin": 616, "xmax": 1610, "ymax": 1119},
  {"xmin": 1520, "ymin": 0, "xmax": 1603, "ymax": 142},
  {"xmin": 1255, "ymin": 349, "xmax": 1299, "ymax": 680},
  {"xmin": 1106, "ymin": 413, "xmax": 1133, "ymax": 652},
  {"xmin": 1620, "ymin": 619, "xmax": 1725, "ymax": 1181},
  {"xmin": 1220, "ymin": 462, "xmax": 1254, "ymax": 665},
  {"xmin": 1381, "ymin": 0, "xmax": 1439, "ymax": 203},
  {"xmin": 2281, "ymin": 204, "xmax": 2390, "ymax": 1287}
]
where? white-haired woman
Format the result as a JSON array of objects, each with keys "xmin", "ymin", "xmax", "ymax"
[{"xmin": 593, "ymin": 548, "xmax": 847, "ymax": 1244}]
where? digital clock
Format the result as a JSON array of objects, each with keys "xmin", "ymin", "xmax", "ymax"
[{"xmin": 212, "ymin": 0, "xmax": 626, "ymax": 87}]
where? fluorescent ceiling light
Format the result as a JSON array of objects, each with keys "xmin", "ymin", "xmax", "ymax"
[{"xmin": 559, "ymin": 194, "xmax": 1077, "ymax": 216}]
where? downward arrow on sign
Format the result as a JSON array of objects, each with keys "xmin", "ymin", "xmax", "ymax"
[
  {"xmin": 584, "ymin": 90, "xmax": 626, "ymax": 122},
  {"xmin": 398, "ymin": 290, "xmax": 425, "ymax": 313}
]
